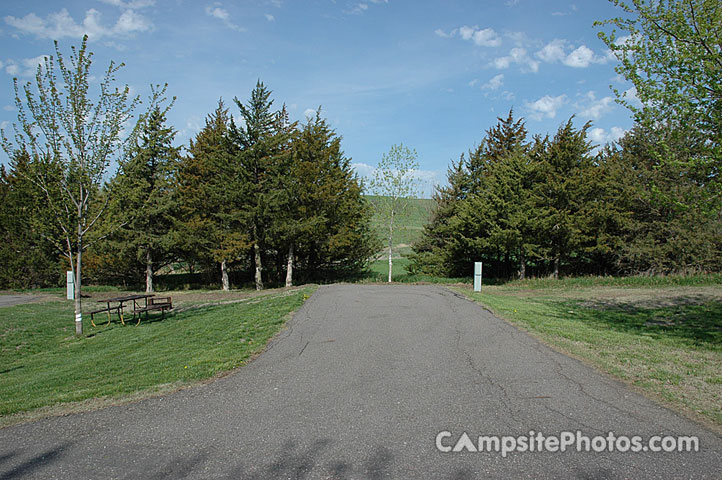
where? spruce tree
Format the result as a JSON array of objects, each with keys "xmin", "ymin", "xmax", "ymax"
[
  {"xmin": 229, "ymin": 81, "xmax": 295, "ymax": 290},
  {"xmin": 110, "ymin": 88, "xmax": 180, "ymax": 292},
  {"xmin": 178, "ymin": 99, "xmax": 248, "ymax": 290},
  {"xmin": 284, "ymin": 109, "xmax": 378, "ymax": 283}
]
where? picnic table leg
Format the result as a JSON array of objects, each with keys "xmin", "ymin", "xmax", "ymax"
[
  {"xmin": 106, "ymin": 303, "xmax": 112, "ymax": 326},
  {"xmin": 90, "ymin": 312, "xmax": 97, "ymax": 328},
  {"xmin": 119, "ymin": 301, "xmax": 126, "ymax": 326}
]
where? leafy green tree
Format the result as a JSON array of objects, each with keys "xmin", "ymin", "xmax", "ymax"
[
  {"xmin": 369, "ymin": 143, "xmax": 420, "ymax": 282},
  {"xmin": 1, "ymin": 35, "xmax": 139, "ymax": 335},
  {"xmin": 410, "ymin": 110, "xmax": 531, "ymax": 278},
  {"xmin": 0, "ymin": 152, "xmax": 64, "ymax": 288},
  {"xmin": 109, "ymin": 86, "xmax": 180, "ymax": 292},
  {"xmin": 596, "ymin": 0, "xmax": 722, "ymax": 205},
  {"xmin": 229, "ymin": 81, "xmax": 295, "ymax": 290},
  {"xmin": 532, "ymin": 118, "xmax": 596, "ymax": 278},
  {"xmin": 282, "ymin": 109, "xmax": 378, "ymax": 284},
  {"xmin": 178, "ymin": 99, "xmax": 247, "ymax": 290},
  {"xmin": 602, "ymin": 124, "xmax": 722, "ymax": 273}
]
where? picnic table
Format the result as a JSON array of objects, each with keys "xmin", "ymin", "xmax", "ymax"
[{"xmin": 89, "ymin": 294, "xmax": 172, "ymax": 326}]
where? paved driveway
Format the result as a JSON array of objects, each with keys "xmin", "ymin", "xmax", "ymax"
[
  {"xmin": 0, "ymin": 284, "xmax": 720, "ymax": 478},
  {"xmin": 0, "ymin": 295, "xmax": 42, "ymax": 308}
]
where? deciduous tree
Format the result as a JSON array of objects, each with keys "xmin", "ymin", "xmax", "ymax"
[{"xmin": 1, "ymin": 36, "xmax": 139, "ymax": 334}]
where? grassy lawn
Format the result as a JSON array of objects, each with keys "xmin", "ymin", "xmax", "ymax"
[
  {"xmin": 365, "ymin": 257, "xmax": 469, "ymax": 284},
  {"xmin": 366, "ymin": 195, "xmax": 434, "ymax": 258},
  {"xmin": 0, "ymin": 286, "xmax": 316, "ymax": 425},
  {"xmin": 454, "ymin": 277, "xmax": 722, "ymax": 429}
]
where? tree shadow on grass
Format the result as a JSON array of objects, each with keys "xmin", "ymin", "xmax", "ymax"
[{"xmin": 567, "ymin": 297, "xmax": 722, "ymax": 348}]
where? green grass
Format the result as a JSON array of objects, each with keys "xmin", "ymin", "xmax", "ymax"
[
  {"xmin": 501, "ymin": 273, "xmax": 722, "ymax": 289},
  {"xmin": 455, "ymin": 281, "xmax": 722, "ymax": 428},
  {"xmin": 0, "ymin": 286, "xmax": 316, "ymax": 421},
  {"xmin": 365, "ymin": 195, "xmax": 434, "ymax": 257},
  {"xmin": 365, "ymin": 257, "xmax": 469, "ymax": 284}
]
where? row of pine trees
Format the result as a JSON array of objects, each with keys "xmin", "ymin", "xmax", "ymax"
[
  {"xmin": 409, "ymin": 111, "xmax": 722, "ymax": 279},
  {"xmin": 0, "ymin": 81, "xmax": 379, "ymax": 290}
]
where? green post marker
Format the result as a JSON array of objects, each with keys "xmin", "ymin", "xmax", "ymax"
[{"xmin": 474, "ymin": 262, "xmax": 482, "ymax": 292}]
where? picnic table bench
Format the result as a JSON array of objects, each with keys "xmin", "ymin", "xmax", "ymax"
[
  {"xmin": 133, "ymin": 296, "xmax": 173, "ymax": 323},
  {"xmin": 89, "ymin": 294, "xmax": 172, "ymax": 326}
]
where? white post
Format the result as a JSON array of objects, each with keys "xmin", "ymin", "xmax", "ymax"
[
  {"xmin": 66, "ymin": 271, "xmax": 75, "ymax": 300},
  {"xmin": 474, "ymin": 262, "xmax": 482, "ymax": 292}
]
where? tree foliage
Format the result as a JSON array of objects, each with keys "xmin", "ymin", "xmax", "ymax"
[
  {"xmin": 369, "ymin": 143, "xmax": 420, "ymax": 282},
  {"xmin": 1, "ymin": 35, "xmax": 139, "ymax": 334},
  {"xmin": 596, "ymin": 0, "xmax": 722, "ymax": 204}
]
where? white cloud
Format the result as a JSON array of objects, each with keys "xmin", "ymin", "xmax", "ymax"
[
  {"xmin": 564, "ymin": 45, "xmax": 596, "ymax": 68},
  {"xmin": 622, "ymin": 86, "xmax": 643, "ymax": 107},
  {"xmin": 589, "ymin": 126, "xmax": 625, "ymax": 145},
  {"xmin": 3, "ymin": 105, "xmax": 15, "ymax": 111},
  {"xmin": 205, "ymin": 3, "xmax": 244, "ymax": 31},
  {"xmin": 535, "ymin": 39, "xmax": 610, "ymax": 68},
  {"xmin": 351, "ymin": 162, "xmax": 375, "ymax": 177},
  {"xmin": 458, "ymin": 25, "xmax": 501, "ymax": 47},
  {"xmin": 98, "ymin": 0, "xmax": 155, "ymax": 8},
  {"xmin": 348, "ymin": 3, "xmax": 369, "ymax": 14},
  {"xmin": 434, "ymin": 28, "xmax": 456, "ymax": 38},
  {"xmin": 536, "ymin": 39, "xmax": 568, "ymax": 63},
  {"xmin": 264, "ymin": 13, "xmax": 275, "ymax": 21},
  {"xmin": 482, "ymin": 74, "xmax": 504, "ymax": 90},
  {"xmin": 493, "ymin": 47, "xmax": 539, "ymax": 73},
  {"xmin": 579, "ymin": 92, "xmax": 615, "ymax": 120},
  {"xmin": 4, "ymin": 55, "xmax": 48, "ymax": 78},
  {"xmin": 525, "ymin": 94, "xmax": 567, "ymax": 120},
  {"xmin": 303, "ymin": 108, "xmax": 316, "ymax": 119},
  {"xmin": 4, "ymin": 7, "xmax": 153, "ymax": 40}
]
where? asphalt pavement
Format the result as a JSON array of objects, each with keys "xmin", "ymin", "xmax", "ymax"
[
  {"xmin": 0, "ymin": 284, "xmax": 720, "ymax": 479},
  {"xmin": 0, "ymin": 295, "xmax": 42, "ymax": 308}
]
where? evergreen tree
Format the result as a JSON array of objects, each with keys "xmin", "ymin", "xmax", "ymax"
[
  {"xmin": 605, "ymin": 124, "xmax": 722, "ymax": 273},
  {"xmin": 0, "ymin": 152, "xmax": 63, "ymax": 288},
  {"xmin": 228, "ymin": 81, "xmax": 295, "ymax": 290},
  {"xmin": 410, "ymin": 110, "xmax": 531, "ymax": 278},
  {"xmin": 283, "ymin": 109, "xmax": 378, "ymax": 284},
  {"xmin": 178, "ymin": 99, "xmax": 248, "ymax": 290},
  {"xmin": 109, "ymin": 88, "xmax": 180, "ymax": 292},
  {"xmin": 531, "ymin": 118, "xmax": 595, "ymax": 278}
]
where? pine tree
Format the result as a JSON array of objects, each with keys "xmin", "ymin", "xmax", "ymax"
[
  {"xmin": 110, "ymin": 88, "xmax": 180, "ymax": 292},
  {"xmin": 283, "ymin": 109, "xmax": 378, "ymax": 283},
  {"xmin": 0, "ymin": 152, "xmax": 64, "ymax": 288},
  {"xmin": 532, "ymin": 118, "xmax": 595, "ymax": 278},
  {"xmin": 229, "ymin": 81, "xmax": 295, "ymax": 290},
  {"xmin": 178, "ymin": 99, "xmax": 248, "ymax": 290}
]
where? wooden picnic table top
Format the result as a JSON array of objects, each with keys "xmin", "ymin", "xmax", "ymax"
[{"xmin": 97, "ymin": 294, "xmax": 155, "ymax": 303}]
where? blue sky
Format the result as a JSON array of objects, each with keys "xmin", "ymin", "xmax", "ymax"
[{"xmin": 0, "ymin": 0, "xmax": 636, "ymax": 197}]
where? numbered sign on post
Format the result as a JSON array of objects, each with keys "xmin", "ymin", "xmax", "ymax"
[
  {"xmin": 66, "ymin": 271, "xmax": 74, "ymax": 300},
  {"xmin": 474, "ymin": 262, "xmax": 482, "ymax": 292}
]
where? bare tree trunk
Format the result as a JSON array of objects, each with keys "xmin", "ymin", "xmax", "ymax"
[
  {"xmin": 518, "ymin": 252, "xmax": 526, "ymax": 280},
  {"xmin": 252, "ymin": 228, "xmax": 263, "ymax": 292},
  {"xmin": 553, "ymin": 255, "xmax": 559, "ymax": 280},
  {"xmin": 387, "ymin": 209, "xmax": 394, "ymax": 283},
  {"xmin": 285, "ymin": 243, "xmax": 294, "ymax": 288},
  {"xmin": 221, "ymin": 259, "xmax": 230, "ymax": 291},
  {"xmin": 146, "ymin": 249, "xmax": 154, "ymax": 293},
  {"xmin": 74, "ymin": 235, "xmax": 83, "ymax": 336}
]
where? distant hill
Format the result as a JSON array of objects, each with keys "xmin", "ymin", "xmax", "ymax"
[{"xmin": 364, "ymin": 195, "xmax": 435, "ymax": 258}]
